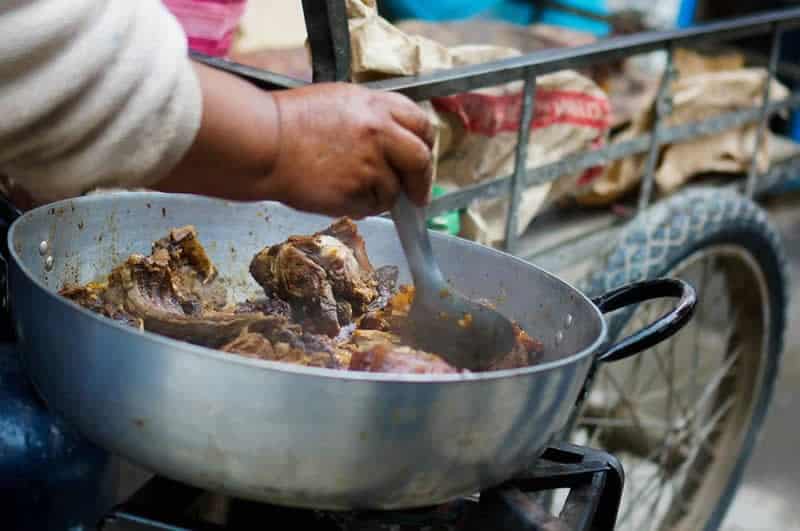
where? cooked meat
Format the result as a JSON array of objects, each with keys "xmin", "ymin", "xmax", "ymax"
[
  {"xmin": 355, "ymin": 285, "xmax": 543, "ymax": 371},
  {"xmin": 234, "ymin": 296, "xmax": 291, "ymax": 318},
  {"xmin": 249, "ymin": 218, "xmax": 381, "ymax": 337},
  {"xmin": 61, "ymin": 219, "xmax": 546, "ymax": 374},
  {"xmin": 349, "ymin": 344, "xmax": 459, "ymax": 374},
  {"xmin": 359, "ymin": 265, "xmax": 399, "ymax": 331},
  {"xmin": 221, "ymin": 331, "xmax": 275, "ymax": 359},
  {"xmin": 221, "ymin": 330, "xmax": 339, "ymax": 368},
  {"xmin": 60, "ymin": 283, "xmax": 144, "ymax": 329},
  {"xmin": 220, "ymin": 313, "xmax": 346, "ymax": 368},
  {"xmin": 102, "ymin": 255, "xmax": 267, "ymax": 348},
  {"xmin": 346, "ymin": 329, "xmax": 402, "ymax": 350},
  {"xmin": 485, "ymin": 324, "xmax": 545, "ymax": 371},
  {"xmin": 151, "ymin": 226, "xmax": 228, "ymax": 311},
  {"xmin": 62, "ymin": 226, "xmax": 274, "ymax": 348}
]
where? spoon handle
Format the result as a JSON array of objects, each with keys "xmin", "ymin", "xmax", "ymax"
[{"xmin": 390, "ymin": 193, "xmax": 446, "ymax": 294}]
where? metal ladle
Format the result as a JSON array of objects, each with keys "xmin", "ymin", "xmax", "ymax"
[{"xmin": 391, "ymin": 194, "xmax": 516, "ymax": 370}]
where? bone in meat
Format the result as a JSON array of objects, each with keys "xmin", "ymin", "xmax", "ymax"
[{"xmin": 249, "ymin": 218, "xmax": 380, "ymax": 337}]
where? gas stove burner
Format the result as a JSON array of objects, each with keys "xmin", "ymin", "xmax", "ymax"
[{"xmin": 101, "ymin": 443, "xmax": 623, "ymax": 531}]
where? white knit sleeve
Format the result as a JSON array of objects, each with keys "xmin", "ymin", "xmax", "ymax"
[{"xmin": 0, "ymin": 0, "xmax": 203, "ymax": 203}]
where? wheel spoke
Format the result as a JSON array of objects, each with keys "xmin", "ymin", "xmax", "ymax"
[
  {"xmin": 634, "ymin": 302, "xmax": 672, "ymax": 396},
  {"xmin": 602, "ymin": 370, "xmax": 648, "ymax": 434},
  {"xmin": 646, "ymin": 470, "xmax": 671, "ymax": 531},
  {"xmin": 650, "ymin": 347, "xmax": 692, "ymax": 419},
  {"xmin": 665, "ymin": 396, "xmax": 736, "ymax": 527},
  {"xmin": 685, "ymin": 348, "xmax": 740, "ymax": 426},
  {"xmin": 691, "ymin": 257, "xmax": 716, "ymax": 409},
  {"xmin": 637, "ymin": 370, "xmax": 707, "ymax": 404},
  {"xmin": 694, "ymin": 395, "xmax": 736, "ymax": 456},
  {"xmin": 619, "ymin": 429, "xmax": 678, "ymax": 526},
  {"xmin": 580, "ymin": 416, "xmax": 669, "ymax": 431},
  {"xmin": 619, "ymin": 465, "xmax": 664, "ymax": 524}
]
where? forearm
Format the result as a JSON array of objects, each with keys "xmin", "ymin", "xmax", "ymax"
[
  {"xmin": 153, "ymin": 62, "xmax": 283, "ymax": 201},
  {"xmin": 160, "ymin": 71, "xmax": 434, "ymax": 218},
  {"xmin": 0, "ymin": 0, "xmax": 202, "ymax": 204}
]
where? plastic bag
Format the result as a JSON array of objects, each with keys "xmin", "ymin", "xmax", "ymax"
[
  {"xmin": 346, "ymin": 0, "xmax": 611, "ymax": 247},
  {"xmin": 163, "ymin": 0, "xmax": 247, "ymax": 57}
]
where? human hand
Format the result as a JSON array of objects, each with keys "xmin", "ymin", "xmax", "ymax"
[{"xmin": 265, "ymin": 83, "xmax": 435, "ymax": 219}]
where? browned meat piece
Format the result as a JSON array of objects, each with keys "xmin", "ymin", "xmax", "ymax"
[
  {"xmin": 101, "ymin": 254, "xmax": 268, "ymax": 348},
  {"xmin": 221, "ymin": 331, "xmax": 337, "ymax": 367},
  {"xmin": 250, "ymin": 218, "xmax": 381, "ymax": 337},
  {"xmin": 61, "ymin": 226, "xmax": 274, "ymax": 348},
  {"xmin": 221, "ymin": 331, "xmax": 275, "ymax": 359},
  {"xmin": 60, "ymin": 283, "xmax": 144, "ymax": 329},
  {"xmin": 350, "ymin": 285, "xmax": 544, "ymax": 371},
  {"xmin": 220, "ymin": 314, "xmax": 344, "ymax": 368},
  {"xmin": 234, "ymin": 297, "xmax": 291, "ymax": 318},
  {"xmin": 359, "ymin": 266, "xmax": 398, "ymax": 330},
  {"xmin": 349, "ymin": 344, "xmax": 460, "ymax": 374},
  {"xmin": 346, "ymin": 329, "xmax": 402, "ymax": 350},
  {"xmin": 485, "ymin": 324, "xmax": 545, "ymax": 371},
  {"xmin": 151, "ymin": 226, "xmax": 228, "ymax": 310}
]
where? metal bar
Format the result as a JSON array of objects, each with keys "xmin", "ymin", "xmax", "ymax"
[
  {"xmin": 189, "ymin": 52, "xmax": 308, "ymax": 90},
  {"xmin": 638, "ymin": 45, "xmax": 675, "ymax": 210},
  {"xmin": 364, "ymin": 7, "xmax": 800, "ymax": 101},
  {"xmin": 191, "ymin": 8, "xmax": 800, "ymax": 99},
  {"xmin": 504, "ymin": 72, "xmax": 538, "ymax": 254},
  {"xmin": 425, "ymin": 92, "xmax": 800, "ymax": 217},
  {"xmin": 301, "ymin": 0, "xmax": 352, "ymax": 82},
  {"xmin": 746, "ymin": 24, "xmax": 784, "ymax": 197},
  {"xmin": 691, "ymin": 41, "xmax": 800, "ymax": 83}
]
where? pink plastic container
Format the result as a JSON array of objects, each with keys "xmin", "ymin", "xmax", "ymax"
[{"xmin": 163, "ymin": 0, "xmax": 248, "ymax": 57}]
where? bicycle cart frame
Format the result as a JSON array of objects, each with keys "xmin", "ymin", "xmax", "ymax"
[{"xmin": 192, "ymin": 3, "xmax": 800, "ymax": 256}]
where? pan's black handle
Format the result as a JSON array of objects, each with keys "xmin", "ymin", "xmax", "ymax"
[{"xmin": 592, "ymin": 278, "xmax": 696, "ymax": 363}]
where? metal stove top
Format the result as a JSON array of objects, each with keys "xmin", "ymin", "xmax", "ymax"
[{"xmin": 100, "ymin": 443, "xmax": 623, "ymax": 531}]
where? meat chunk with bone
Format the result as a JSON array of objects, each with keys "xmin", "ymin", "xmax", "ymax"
[
  {"xmin": 249, "ymin": 218, "xmax": 381, "ymax": 337},
  {"xmin": 62, "ymin": 226, "xmax": 279, "ymax": 348}
]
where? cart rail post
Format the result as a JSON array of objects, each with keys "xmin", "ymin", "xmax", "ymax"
[
  {"xmin": 638, "ymin": 44, "xmax": 676, "ymax": 211},
  {"xmin": 505, "ymin": 71, "xmax": 538, "ymax": 254},
  {"xmin": 301, "ymin": 0, "xmax": 352, "ymax": 83},
  {"xmin": 746, "ymin": 23, "xmax": 784, "ymax": 198}
]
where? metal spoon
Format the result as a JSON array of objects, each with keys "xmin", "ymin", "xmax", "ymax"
[{"xmin": 391, "ymin": 193, "xmax": 516, "ymax": 371}]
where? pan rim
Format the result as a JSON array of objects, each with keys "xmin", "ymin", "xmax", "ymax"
[{"xmin": 7, "ymin": 192, "xmax": 608, "ymax": 384}]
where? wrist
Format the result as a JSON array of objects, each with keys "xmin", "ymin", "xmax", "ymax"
[
  {"xmin": 155, "ymin": 62, "xmax": 284, "ymax": 201},
  {"xmin": 259, "ymin": 89, "xmax": 300, "ymax": 205}
]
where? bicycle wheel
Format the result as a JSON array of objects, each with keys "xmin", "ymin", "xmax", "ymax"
[{"xmin": 571, "ymin": 187, "xmax": 789, "ymax": 530}]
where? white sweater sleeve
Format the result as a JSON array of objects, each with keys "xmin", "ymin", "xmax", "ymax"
[{"xmin": 0, "ymin": 0, "xmax": 203, "ymax": 203}]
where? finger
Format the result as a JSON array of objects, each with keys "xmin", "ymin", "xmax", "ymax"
[
  {"xmin": 335, "ymin": 156, "xmax": 400, "ymax": 218},
  {"xmin": 384, "ymin": 93, "xmax": 436, "ymax": 149},
  {"xmin": 382, "ymin": 124, "xmax": 434, "ymax": 207},
  {"xmin": 353, "ymin": 161, "xmax": 402, "ymax": 217}
]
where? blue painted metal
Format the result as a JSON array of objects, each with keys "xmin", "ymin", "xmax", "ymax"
[
  {"xmin": 0, "ymin": 344, "xmax": 116, "ymax": 531},
  {"xmin": 677, "ymin": 0, "xmax": 698, "ymax": 28},
  {"xmin": 377, "ymin": 0, "xmax": 502, "ymax": 22},
  {"xmin": 378, "ymin": 0, "xmax": 609, "ymax": 35},
  {"xmin": 538, "ymin": 0, "xmax": 610, "ymax": 36},
  {"xmin": 785, "ymin": 29, "xmax": 800, "ymax": 143}
]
